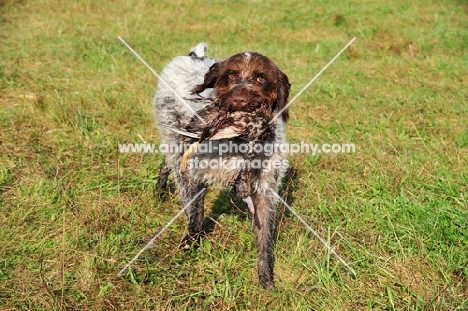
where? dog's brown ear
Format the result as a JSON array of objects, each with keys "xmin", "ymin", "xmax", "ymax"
[
  {"xmin": 275, "ymin": 69, "xmax": 291, "ymax": 122},
  {"xmin": 192, "ymin": 62, "xmax": 221, "ymax": 94}
]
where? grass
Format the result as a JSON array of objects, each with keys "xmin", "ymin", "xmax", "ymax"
[{"xmin": 1, "ymin": 0, "xmax": 467, "ymax": 309}]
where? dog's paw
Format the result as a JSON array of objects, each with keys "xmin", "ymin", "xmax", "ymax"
[
  {"xmin": 179, "ymin": 232, "xmax": 205, "ymax": 250},
  {"xmin": 260, "ymin": 280, "xmax": 276, "ymax": 289}
]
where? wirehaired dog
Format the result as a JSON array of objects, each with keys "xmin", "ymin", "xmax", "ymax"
[{"xmin": 153, "ymin": 43, "xmax": 290, "ymax": 287}]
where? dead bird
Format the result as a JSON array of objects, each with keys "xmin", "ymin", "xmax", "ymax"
[{"xmin": 164, "ymin": 103, "xmax": 273, "ymax": 215}]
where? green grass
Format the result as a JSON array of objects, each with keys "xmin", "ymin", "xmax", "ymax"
[{"xmin": 1, "ymin": 0, "xmax": 467, "ymax": 309}]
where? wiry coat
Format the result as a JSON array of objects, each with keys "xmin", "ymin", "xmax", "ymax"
[{"xmin": 153, "ymin": 43, "xmax": 290, "ymax": 287}]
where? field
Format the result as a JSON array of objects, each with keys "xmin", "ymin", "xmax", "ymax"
[{"xmin": 1, "ymin": 0, "xmax": 467, "ymax": 310}]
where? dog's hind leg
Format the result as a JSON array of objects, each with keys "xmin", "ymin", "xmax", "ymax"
[
  {"xmin": 177, "ymin": 173, "xmax": 206, "ymax": 249},
  {"xmin": 156, "ymin": 156, "xmax": 171, "ymax": 192},
  {"xmin": 253, "ymin": 190, "xmax": 277, "ymax": 288}
]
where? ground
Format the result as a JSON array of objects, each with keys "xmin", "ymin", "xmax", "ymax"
[{"xmin": 0, "ymin": 0, "xmax": 467, "ymax": 310}]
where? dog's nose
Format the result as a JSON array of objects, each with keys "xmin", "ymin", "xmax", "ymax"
[{"xmin": 232, "ymin": 95, "xmax": 247, "ymax": 106}]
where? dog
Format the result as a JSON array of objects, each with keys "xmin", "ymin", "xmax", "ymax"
[{"xmin": 153, "ymin": 43, "xmax": 290, "ymax": 287}]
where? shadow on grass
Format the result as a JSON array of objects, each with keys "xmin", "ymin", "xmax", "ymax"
[
  {"xmin": 206, "ymin": 165, "xmax": 301, "ymax": 240},
  {"xmin": 153, "ymin": 156, "xmax": 301, "ymax": 242},
  {"xmin": 202, "ymin": 190, "xmax": 250, "ymax": 236}
]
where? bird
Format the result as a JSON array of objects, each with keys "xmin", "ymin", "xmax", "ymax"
[
  {"xmin": 163, "ymin": 100, "xmax": 275, "ymax": 215},
  {"xmin": 165, "ymin": 99, "xmax": 275, "ymax": 171}
]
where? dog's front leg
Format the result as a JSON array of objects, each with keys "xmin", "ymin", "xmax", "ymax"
[
  {"xmin": 177, "ymin": 173, "xmax": 206, "ymax": 249},
  {"xmin": 253, "ymin": 190, "xmax": 276, "ymax": 288},
  {"xmin": 156, "ymin": 156, "xmax": 171, "ymax": 192}
]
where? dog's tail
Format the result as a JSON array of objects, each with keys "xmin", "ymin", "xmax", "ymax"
[{"xmin": 189, "ymin": 42, "xmax": 208, "ymax": 58}]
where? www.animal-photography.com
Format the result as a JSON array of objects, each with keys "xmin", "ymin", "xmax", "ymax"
[{"xmin": 1, "ymin": 0, "xmax": 467, "ymax": 310}]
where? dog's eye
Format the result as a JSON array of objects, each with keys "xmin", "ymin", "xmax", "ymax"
[
  {"xmin": 256, "ymin": 76, "xmax": 266, "ymax": 83},
  {"xmin": 228, "ymin": 73, "xmax": 236, "ymax": 80}
]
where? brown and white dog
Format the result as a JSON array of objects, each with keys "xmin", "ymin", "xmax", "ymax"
[{"xmin": 153, "ymin": 43, "xmax": 290, "ymax": 287}]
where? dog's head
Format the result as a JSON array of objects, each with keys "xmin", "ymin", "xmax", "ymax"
[{"xmin": 193, "ymin": 52, "xmax": 290, "ymax": 122}]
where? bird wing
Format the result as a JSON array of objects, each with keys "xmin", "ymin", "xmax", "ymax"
[
  {"xmin": 209, "ymin": 126, "xmax": 244, "ymax": 140},
  {"xmin": 162, "ymin": 124, "xmax": 245, "ymax": 141},
  {"xmin": 162, "ymin": 125, "xmax": 201, "ymax": 139}
]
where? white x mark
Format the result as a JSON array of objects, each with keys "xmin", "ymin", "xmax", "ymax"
[
  {"xmin": 117, "ymin": 188, "xmax": 206, "ymax": 277},
  {"xmin": 269, "ymin": 37, "xmax": 356, "ymax": 124},
  {"xmin": 269, "ymin": 188, "xmax": 357, "ymax": 277},
  {"xmin": 118, "ymin": 36, "xmax": 206, "ymax": 124}
]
